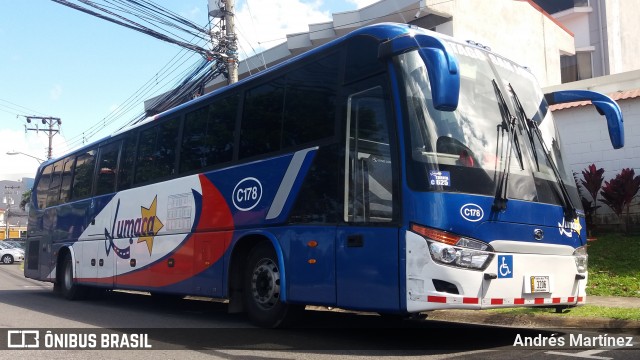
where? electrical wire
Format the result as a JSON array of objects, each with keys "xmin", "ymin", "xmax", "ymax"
[{"xmin": 51, "ymin": 0, "xmax": 212, "ymax": 57}]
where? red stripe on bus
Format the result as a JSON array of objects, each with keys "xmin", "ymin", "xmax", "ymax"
[
  {"xmin": 491, "ymin": 298, "xmax": 504, "ymax": 305},
  {"xmin": 514, "ymin": 298, "xmax": 525, "ymax": 304},
  {"xmin": 463, "ymin": 297, "xmax": 479, "ymax": 304},
  {"xmin": 534, "ymin": 298, "xmax": 545, "ymax": 304},
  {"xmin": 427, "ymin": 296, "xmax": 447, "ymax": 303}
]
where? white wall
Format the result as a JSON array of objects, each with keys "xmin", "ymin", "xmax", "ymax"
[
  {"xmin": 553, "ymin": 98, "xmax": 640, "ymax": 218},
  {"xmin": 607, "ymin": 0, "xmax": 640, "ymax": 74}
]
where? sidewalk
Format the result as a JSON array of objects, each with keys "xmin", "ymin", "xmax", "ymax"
[
  {"xmin": 587, "ymin": 295, "xmax": 640, "ymax": 308},
  {"xmin": 425, "ymin": 296, "xmax": 640, "ymax": 329}
]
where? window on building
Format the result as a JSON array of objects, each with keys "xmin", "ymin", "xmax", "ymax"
[
  {"xmin": 561, "ymin": 52, "xmax": 593, "ymax": 83},
  {"xmin": 533, "ymin": 0, "xmax": 589, "ymax": 14}
]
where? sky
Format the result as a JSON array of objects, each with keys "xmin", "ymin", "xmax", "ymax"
[{"xmin": 0, "ymin": 0, "xmax": 379, "ymax": 182}]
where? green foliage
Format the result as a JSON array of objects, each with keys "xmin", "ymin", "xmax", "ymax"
[
  {"xmin": 20, "ymin": 189, "xmax": 31, "ymax": 211},
  {"xmin": 599, "ymin": 168, "xmax": 640, "ymax": 233},
  {"xmin": 581, "ymin": 164, "xmax": 605, "ymax": 202}
]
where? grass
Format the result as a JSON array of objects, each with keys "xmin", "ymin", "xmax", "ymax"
[{"xmin": 586, "ymin": 233, "xmax": 640, "ymax": 297}]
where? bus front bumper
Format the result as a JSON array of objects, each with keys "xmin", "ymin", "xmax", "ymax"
[{"xmin": 405, "ymin": 231, "xmax": 587, "ymax": 313}]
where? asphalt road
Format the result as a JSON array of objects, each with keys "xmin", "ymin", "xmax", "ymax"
[{"xmin": 0, "ymin": 263, "xmax": 638, "ymax": 359}]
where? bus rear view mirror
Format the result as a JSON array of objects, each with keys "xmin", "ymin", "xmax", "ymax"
[
  {"xmin": 379, "ymin": 33, "xmax": 460, "ymax": 111},
  {"xmin": 545, "ymin": 90, "xmax": 624, "ymax": 149}
]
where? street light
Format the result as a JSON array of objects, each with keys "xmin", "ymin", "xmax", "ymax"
[{"xmin": 6, "ymin": 151, "xmax": 44, "ymax": 164}]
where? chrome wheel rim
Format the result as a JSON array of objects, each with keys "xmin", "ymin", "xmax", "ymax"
[{"xmin": 251, "ymin": 258, "xmax": 280, "ymax": 310}]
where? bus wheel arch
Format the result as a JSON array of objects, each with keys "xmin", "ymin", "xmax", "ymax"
[{"xmin": 228, "ymin": 234, "xmax": 302, "ymax": 327}]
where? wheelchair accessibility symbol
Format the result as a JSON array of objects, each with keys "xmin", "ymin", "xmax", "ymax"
[{"xmin": 497, "ymin": 255, "xmax": 513, "ymax": 278}]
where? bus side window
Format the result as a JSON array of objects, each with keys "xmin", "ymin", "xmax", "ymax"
[
  {"xmin": 96, "ymin": 141, "xmax": 121, "ymax": 196},
  {"xmin": 46, "ymin": 160, "xmax": 65, "ymax": 206},
  {"xmin": 181, "ymin": 95, "xmax": 236, "ymax": 173},
  {"xmin": 71, "ymin": 149, "xmax": 97, "ymax": 200},
  {"xmin": 118, "ymin": 132, "xmax": 136, "ymax": 191},
  {"xmin": 283, "ymin": 52, "xmax": 339, "ymax": 147},
  {"xmin": 59, "ymin": 157, "xmax": 75, "ymax": 203},
  {"xmin": 36, "ymin": 164, "xmax": 53, "ymax": 209},
  {"xmin": 136, "ymin": 119, "xmax": 179, "ymax": 184},
  {"xmin": 240, "ymin": 77, "xmax": 285, "ymax": 159}
]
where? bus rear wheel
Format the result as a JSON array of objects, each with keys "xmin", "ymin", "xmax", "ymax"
[
  {"xmin": 59, "ymin": 253, "xmax": 86, "ymax": 300},
  {"xmin": 243, "ymin": 242, "xmax": 302, "ymax": 328}
]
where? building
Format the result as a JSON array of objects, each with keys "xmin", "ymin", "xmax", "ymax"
[
  {"xmin": 204, "ymin": 0, "xmax": 574, "ymax": 92},
  {"xmin": 536, "ymin": 0, "xmax": 640, "ymax": 225},
  {"xmin": 0, "ymin": 178, "xmax": 32, "ymax": 239},
  {"xmin": 532, "ymin": 0, "xmax": 640, "ymax": 83}
]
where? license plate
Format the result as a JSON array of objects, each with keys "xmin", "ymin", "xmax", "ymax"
[{"xmin": 530, "ymin": 276, "xmax": 550, "ymax": 293}]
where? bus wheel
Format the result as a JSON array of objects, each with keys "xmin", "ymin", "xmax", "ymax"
[
  {"xmin": 1, "ymin": 254, "xmax": 14, "ymax": 264},
  {"xmin": 60, "ymin": 254, "xmax": 86, "ymax": 300},
  {"xmin": 243, "ymin": 242, "xmax": 302, "ymax": 328}
]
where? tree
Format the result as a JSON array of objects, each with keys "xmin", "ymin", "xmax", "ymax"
[
  {"xmin": 20, "ymin": 189, "xmax": 31, "ymax": 211},
  {"xmin": 600, "ymin": 168, "xmax": 640, "ymax": 234}
]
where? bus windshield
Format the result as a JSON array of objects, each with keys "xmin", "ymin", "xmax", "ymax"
[{"xmin": 396, "ymin": 43, "xmax": 581, "ymax": 209}]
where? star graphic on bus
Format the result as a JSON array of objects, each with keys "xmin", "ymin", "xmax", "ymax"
[
  {"xmin": 572, "ymin": 217, "xmax": 582, "ymax": 234},
  {"xmin": 138, "ymin": 196, "xmax": 164, "ymax": 255}
]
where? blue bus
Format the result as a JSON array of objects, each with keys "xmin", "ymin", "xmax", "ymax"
[{"xmin": 24, "ymin": 23, "xmax": 624, "ymax": 327}]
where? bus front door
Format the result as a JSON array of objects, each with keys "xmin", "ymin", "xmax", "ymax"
[{"xmin": 336, "ymin": 83, "xmax": 400, "ymax": 312}]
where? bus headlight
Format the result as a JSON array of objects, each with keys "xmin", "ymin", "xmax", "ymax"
[
  {"xmin": 573, "ymin": 246, "xmax": 588, "ymax": 273},
  {"xmin": 411, "ymin": 224, "xmax": 494, "ymax": 271}
]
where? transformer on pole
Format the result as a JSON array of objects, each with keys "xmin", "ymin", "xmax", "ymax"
[{"xmin": 209, "ymin": 0, "xmax": 238, "ymax": 84}]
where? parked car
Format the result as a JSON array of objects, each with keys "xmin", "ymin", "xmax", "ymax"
[
  {"xmin": 0, "ymin": 241, "xmax": 24, "ymax": 264},
  {"xmin": 4, "ymin": 239, "xmax": 25, "ymax": 250}
]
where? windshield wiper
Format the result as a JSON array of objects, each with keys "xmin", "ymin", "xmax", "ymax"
[
  {"xmin": 492, "ymin": 80, "xmax": 524, "ymax": 212},
  {"xmin": 508, "ymin": 84, "xmax": 578, "ymax": 222},
  {"xmin": 509, "ymin": 83, "xmax": 540, "ymax": 171}
]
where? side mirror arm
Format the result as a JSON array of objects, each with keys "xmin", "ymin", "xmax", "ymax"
[{"xmin": 545, "ymin": 90, "xmax": 624, "ymax": 149}]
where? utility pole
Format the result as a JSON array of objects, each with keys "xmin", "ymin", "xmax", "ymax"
[
  {"xmin": 24, "ymin": 116, "xmax": 61, "ymax": 160},
  {"xmin": 225, "ymin": 0, "xmax": 238, "ymax": 84},
  {"xmin": 209, "ymin": 0, "xmax": 238, "ymax": 85}
]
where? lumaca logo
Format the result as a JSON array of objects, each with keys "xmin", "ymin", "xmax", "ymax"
[
  {"xmin": 105, "ymin": 196, "xmax": 165, "ymax": 259},
  {"xmin": 116, "ymin": 196, "xmax": 164, "ymax": 255}
]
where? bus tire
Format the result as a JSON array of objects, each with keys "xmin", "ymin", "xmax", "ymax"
[
  {"xmin": 59, "ymin": 253, "xmax": 86, "ymax": 300},
  {"xmin": 1, "ymin": 254, "xmax": 14, "ymax": 264},
  {"xmin": 243, "ymin": 242, "xmax": 302, "ymax": 328}
]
